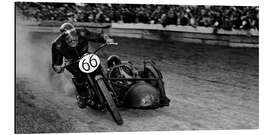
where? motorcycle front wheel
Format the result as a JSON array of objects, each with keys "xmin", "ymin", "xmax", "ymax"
[{"xmin": 95, "ymin": 75, "xmax": 123, "ymax": 125}]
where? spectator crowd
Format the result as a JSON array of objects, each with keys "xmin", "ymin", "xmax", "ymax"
[{"xmin": 16, "ymin": 2, "xmax": 259, "ymax": 31}]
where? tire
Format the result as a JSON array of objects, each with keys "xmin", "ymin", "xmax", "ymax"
[{"xmin": 95, "ymin": 75, "xmax": 123, "ymax": 125}]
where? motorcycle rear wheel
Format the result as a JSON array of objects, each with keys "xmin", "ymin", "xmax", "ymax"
[{"xmin": 95, "ymin": 75, "xmax": 123, "ymax": 125}]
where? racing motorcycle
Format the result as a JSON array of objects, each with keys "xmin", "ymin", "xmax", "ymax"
[
  {"xmin": 62, "ymin": 42, "xmax": 170, "ymax": 125},
  {"xmin": 62, "ymin": 42, "xmax": 123, "ymax": 125}
]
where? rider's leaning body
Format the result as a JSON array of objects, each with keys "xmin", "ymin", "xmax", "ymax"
[{"xmin": 51, "ymin": 22, "xmax": 113, "ymax": 109}]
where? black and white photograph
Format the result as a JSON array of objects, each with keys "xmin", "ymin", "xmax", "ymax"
[{"xmin": 14, "ymin": 1, "xmax": 259, "ymax": 134}]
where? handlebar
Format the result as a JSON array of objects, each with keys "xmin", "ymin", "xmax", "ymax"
[
  {"xmin": 62, "ymin": 42, "xmax": 119, "ymax": 69},
  {"xmin": 108, "ymin": 42, "xmax": 118, "ymax": 46},
  {"xmin": 93, "ymin": 42, "xmax": 118, "ymax": 54}
]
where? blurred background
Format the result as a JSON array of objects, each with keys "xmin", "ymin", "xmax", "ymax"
[{"xmin": 16, "ymin": 2, "xmax": 259, "ymax": 31}]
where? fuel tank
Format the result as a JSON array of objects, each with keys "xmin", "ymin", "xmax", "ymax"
[{"xmin": 122, "ymin": 81, "xmax": 160, "ymax": 109}]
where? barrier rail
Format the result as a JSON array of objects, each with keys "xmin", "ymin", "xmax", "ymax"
[{"xmin": 19, "ymin": 21, "xmax": 259, "ymax": 48}]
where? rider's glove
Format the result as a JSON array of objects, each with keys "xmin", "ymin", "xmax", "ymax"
[
  {"xmin": 52, "ymin": 65, "xmax": 64, "ymax": 73},
  {"xmin": 103, "ymin": 33, "xmax": 114, "ymax": 44},
  {"xmin": 106, "ymin": 38, "xmax": 114, "ymax": 44}
]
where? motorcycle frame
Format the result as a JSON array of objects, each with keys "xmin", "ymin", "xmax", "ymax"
[
  {"xmin": 84, "ymin": 64, "xmax": 121, "ymax": 106},
  {"xmin": 105, "ymin": 78, "xmax": 159, "ymax": 81}
]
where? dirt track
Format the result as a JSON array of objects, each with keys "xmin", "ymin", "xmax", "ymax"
[{"xmin": 15, "ymin": 27, "xmax": 258, "ymax": 133}]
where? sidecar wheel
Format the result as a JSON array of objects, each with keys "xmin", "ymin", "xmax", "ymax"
[{"xmin": 95, "ymin": 75, "xmax": 123, "ymax": 125}]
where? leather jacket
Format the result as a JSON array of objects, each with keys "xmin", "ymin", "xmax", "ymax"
[{"xmin": 51, "ymin": 28, "xmax": 109, "ymax": 66}]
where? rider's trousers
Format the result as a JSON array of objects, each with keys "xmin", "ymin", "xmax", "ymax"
[{"xmin": 65, "ymin": 64, "xmax": 89, "ymax": 98}]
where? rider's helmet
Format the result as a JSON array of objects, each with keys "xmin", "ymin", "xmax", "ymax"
[
  {"xmin": 107, "ymin": 55, "xmax": 121, "ymax": 68},
  {"xmin": 60, "ymin": 22, "xmax": 78, "ymax": 47},
  {"xmin": 60, "ymin": 22, "xmax": 75, "ymax": 32}
]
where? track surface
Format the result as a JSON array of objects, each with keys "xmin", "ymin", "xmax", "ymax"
[{"xmin": 15, "ymin": 27, "xmax": 258, "ymax": 133}]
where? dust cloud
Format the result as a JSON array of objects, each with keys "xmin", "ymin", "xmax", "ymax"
[{"xmin": 16, "ymin": 20, "xmax": 76, "ymax": 97}]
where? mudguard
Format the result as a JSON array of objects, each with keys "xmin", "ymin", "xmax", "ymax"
[
  {"xmin": 122, "ymin": 81, "xmax": 160, "ymax": 109},
  {"xmin": 144, "ymin": 61, "xmax": 170, "ymax": 106}
]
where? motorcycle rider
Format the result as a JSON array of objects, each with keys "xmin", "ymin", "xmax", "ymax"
[{"xmin": 51, "ymin": 22, "xmax": 114, "ymax": 109}]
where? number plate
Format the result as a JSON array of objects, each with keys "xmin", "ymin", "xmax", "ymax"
[{"xmin": 79, "ymin": 54, "xmax": 101, "ymax": 73}]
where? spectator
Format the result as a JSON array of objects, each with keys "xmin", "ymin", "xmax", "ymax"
[
  {"xmin": 165, "ymin": 9, "xmax": 177, "ymax": 25},
  {"xmin": 16, "ymin": 2, "xmax": 259, "ymax": 31}
]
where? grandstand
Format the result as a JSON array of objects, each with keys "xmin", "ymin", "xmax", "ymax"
[{"xmin": 16, "ymin": 2, "xmax": 259, "ymax": 31}]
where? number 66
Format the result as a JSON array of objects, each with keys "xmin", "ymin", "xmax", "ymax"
[{"xmin": 79, "ymin": 54, "xmax": 100, "ymax": 73}]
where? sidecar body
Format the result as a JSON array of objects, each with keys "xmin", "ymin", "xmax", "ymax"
[
  {"xmin": 122, "ymin": 81, "xmax": 161, "ymax": 108},
  {"xmin": 106, "ymin": 56, "xmax": 170, "ymax": 109}
]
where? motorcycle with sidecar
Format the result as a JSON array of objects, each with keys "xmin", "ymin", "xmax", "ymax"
[{"xmin": 62, "ymin": 42, "xmax": 170, "ymax": 125}]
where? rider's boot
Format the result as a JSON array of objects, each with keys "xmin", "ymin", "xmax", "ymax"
[
  {"xmin": 72, "ymin": 77, "xmax": 88, "ymax": 109},
  {"xmin": 76, "ymin": 95, "xmax": 87, "ymax": 109}
]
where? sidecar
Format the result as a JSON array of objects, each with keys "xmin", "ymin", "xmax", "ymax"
[{"xmin": 106, "ymin": 55, "xmax": 170, "ymax": 109}]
